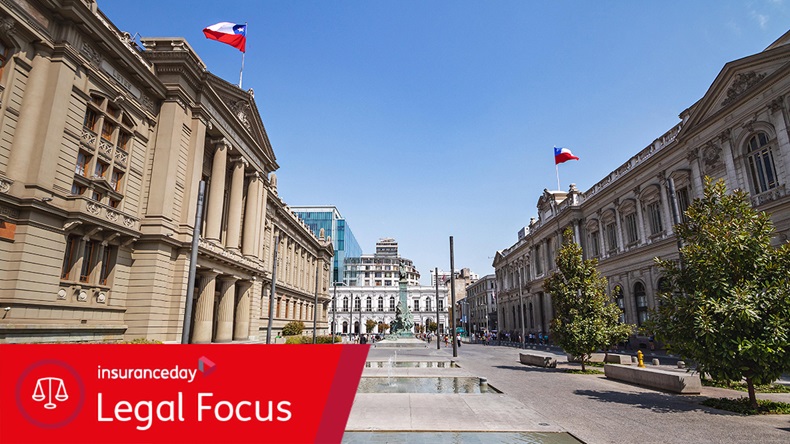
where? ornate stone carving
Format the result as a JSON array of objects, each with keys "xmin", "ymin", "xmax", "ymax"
[
  {"xmin": 106, "ymin": 210, "xmax": 119, "ymax": 222},
  {"xmin": 701, "ymin": 142, "xmax": 723, "ymax": 172},
  {"xmin": 769, "ymin": 96, "xmax": 784, "ymax": 113},
  {"xmin": 81, "ymin": 42, "xmax": 102, "ymax": 66},
  {"xmin": 722, "ymin": 71, "xmax": 767, "ymax": 106},
  {"xmin": 87, "ymin": 202, "xmax": 101, "ymax": 215},
  {"xmin": 0, "ymin": 177, "xmax": 11, "ymax": 193},
  {"xmin": 0, "ymin": 16, "xmax": 15, "ymax": 38},
  {"xmin": 96, "ymin": 292, "xmax": 107, "ymax": 304},
  {"xmin": 123, "ymin": 216, "xmax": 135, "ymax": 228},
  {"xmin": 57, "ymin": 289, "xmax": 67, "ymax": 300},
  {"xmin": 225, "ymin": 98, "xmax": 252, "ymax": 131},
  {"xmin": 77, "ymin": 291, "xmax": 88, "ymax": 302}
]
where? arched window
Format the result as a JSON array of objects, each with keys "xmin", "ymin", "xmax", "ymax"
[
  {"xmin": 746, "ymin": 132, "xmax": 778, "ymax": 194},
  {"xmin": 425, "ymin": 297, "xmax": 432, "ymax": 312},
  {"xmin": 377, "ymin": 297, "xmax": 383, "ymax": 311},
  {"xmin": 354, "ymin": 297, "xmax": 360, "ymax": 311},
  {"xmin": 342, "ymin": 321, "xmax": 348, "ymax": 333},
  {"xmin": 366, "ymin": 296, "xmax": 372, "ymax": 311},
  {"xmin": 634, "ymin": 282, "xmax": 648, "ymax": 326},
  {"xmin": 342, "ymin": 297, "xmax": 348, "ymax": 311},
  {"xmin": 354, "ymin": 321, "xmax": 360, "ymax": 334},
  {"xmin": 389, "ymin": 296, "xmax": 396, "ymax": 310}
]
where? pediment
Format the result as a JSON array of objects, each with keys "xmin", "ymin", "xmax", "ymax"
[
  {"xmin": 679, "ymin": 44, "xmax": 790, "ymax": 134},
  {"xmin": 492, "ymin": 251, "xmax": 506, "ymax": 268},
  {"xmin": 204, "ymin": 73, "xmax": 278, "ymax": 172}
]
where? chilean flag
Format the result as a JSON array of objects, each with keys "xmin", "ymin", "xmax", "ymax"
[
  {"xmin": 554, "ymin": 147, "xmax": 580, "ymax": 165},
  {"xmin": 203, "ymin": 22, "xmax": 247, "ymax": 52}
]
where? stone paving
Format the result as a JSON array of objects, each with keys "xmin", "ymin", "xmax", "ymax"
[{"xmin": 344, "ymin": 341, "xmax": 790, "ymax": 444}]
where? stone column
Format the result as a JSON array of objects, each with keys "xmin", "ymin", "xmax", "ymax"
[
  {"xmin": 597, "ymin": 214, "xmax": 606, "ymax": 258},
  {"xmin": 205, "ymin": 140, "xmax": 229, "ymax": 243},
  {"xmin": 234, "ymin": 280, "xmax": 253, "ymax": 340},
  {"xmin": 242, "ymin": 174, "xmax": 260, "ymax": 256},
  {"xmin": 192, "ymin": 271, "xmax": 220, "ymax": 343},
  {"xmin": 225, "ymin": 159, "xmax": 246, "ymax": 250},
  {"xmin": 687, "ymin": 150, "xmax": 704, "ymax": 198},
  {"xmin": 658, "ymin": 174, "xmax": 673, "ymax": 235},
  {"xmin": 215, "ymin": 276, "xmax": 238, "ymax": 343},
  {"xmin": 7, "ymin": 46, "xmax": 52, "ymax": 183},
  {"xmin": 613, "ymin": 201, "xmax": 624, "ymax": 252},
  {"xmin": 634, "ymin": 194, "xmax": 646, "ymax": 245},
  {"xmin": 719, "ymin": 130, "xmax": 739, "ymax": 189}
]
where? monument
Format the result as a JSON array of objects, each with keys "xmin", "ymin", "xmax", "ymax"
[{"xmin": 375, "ymin": 261, "xmax": 425, "ymax": 348}]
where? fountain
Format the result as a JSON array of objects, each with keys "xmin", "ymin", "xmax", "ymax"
[{"xmin": 375, "ymin": 262, "xmax": 426, "ymax": 348}]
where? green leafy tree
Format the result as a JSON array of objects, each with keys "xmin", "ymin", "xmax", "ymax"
[
  {"xmin": 427, "ymin": 321, "xmax": 438, "ymax": 333},
  {"xmin": 282, "ymin": 321, "xmax": 305, "ymax": 336},
  {"xmin": 365, "ymin": 319, "xmax": 377, "ymax": 333},
  {"xmin": 544, "ymin": 228, "xmax": 633, "ymax": 370},
  {"xmin": 651, "ymin": 178, "xmax": 790, "ymax": 408}
]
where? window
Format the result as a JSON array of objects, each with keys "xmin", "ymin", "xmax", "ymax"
[
  {"xmin": 71, "ymin": 183, "xmax": 86, "ymax": 196},
  {"xmin": 634, "ymin": 282, "xmax": 648, "ymax": 326},
  {"xmin": 676, "ymin": 187, "xmax": 690, "ymax": 223},
  {"xmin": 624, "ymin": 213, "xmax": 638, "ymax": 245},
  {"xmin": 110, "ymin": 170, "xmax": 123, "ymax": 192},
  {"xmin": 647, "ymin": 202, "xmax": 663, "ymax": 235},
  {"xmin": 605, "ymin": 223, "xmax": 618, "ymax": 252},
  {"xmin": 94, "ymin": 160, "xmax": 108, "ymax": 179},
  {"xmin": 413, "ymin": 299, "xmax": 420, "ymax": 312},
  {"xmin": 101, "ymin": 120, "xmax": 116, "ymax": 142},
  {"xmin": 75, "ymin": 152, "xmax": 89, "ymax": 176},
  {"xmin": 426, "ymin": 299, "xmax": 432, "ymax": 312},
  {"xmin": 99, "ymin": 246, "xmax": 115, "ymax": 286},
  {"xmin": 746, "ymin": 132, "xmax": 778, "ymax": 194},
  {"xmin": 354, "ymin": 297, "xmax": 360, "ymax": 311},
  {"xmin": 377, "ymin": 297, "xmax": 383, "ymax": 311},
  {"xmin": 366, "ymin": 297, "xmax": 372, "ymax": 311},
  {"xmin": 61, "ymin": 235, "xmax": 80, "ymax": 280},
  {"xmin": 80, "ymin": 240, "xmax": 98, "ymax": 283},
  {"xmin": 342, "ymin": 297, "xmax": 348, "ymax": 311},
  {"xmin": 0, "ymin": 40, "xmax": 9, "ymax": 75},
  {"xmin": 84, "ymin": 108, "xmax": 99, "ymax": 132},
  {"xmin": 534, "ymin": 244, "xmax": 543, "ymax": 275},
  {"xmin": 91, "ymin": 191, "xmax": 102, "ymax": 202},
  {"xmin": 118, "ymin": 132, "xmax": 132, "ymax": 151},
  {"xmin": 613, "ymin": 285, "xmax": 625, "ymax": 324},
  {"xmin": 389, "ymin": 297, "xmax": 395, "ymax": 310},
  {"xmin": 588, "ymin": 230, "xmax": 600, "ymax": 257},
  {"xmin": 438, "ymin": 300, "xmax": 444, "ymax": 311}
]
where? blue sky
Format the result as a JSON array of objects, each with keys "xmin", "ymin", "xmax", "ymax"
[{"xmin": 100, "ymin": 1, "xmax": 790, "ymax": 283}]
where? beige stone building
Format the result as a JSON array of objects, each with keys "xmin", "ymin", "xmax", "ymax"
[
  {"xmin": 0, "ymin": 0, "xmax": 332, "ymax": 343},
  {"xmin": 494, "ymin": 30, "xmax": 790, "ymax": 347}
]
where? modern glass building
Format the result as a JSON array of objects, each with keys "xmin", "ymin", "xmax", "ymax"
[{"xmin": 290, "ymin": 206, "xmax": 362, "ymax": 283}]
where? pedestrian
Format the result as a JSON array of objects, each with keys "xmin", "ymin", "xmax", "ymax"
[{"xmin": 456, "ymin": 333, "xmax": 461, "ymax": 348}]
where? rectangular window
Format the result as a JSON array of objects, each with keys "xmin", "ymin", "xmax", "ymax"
[
  {"xmin": 80, "ymin": 240, "xmax": 98, "ymax": 282},
  {"xmin": 94, "ymin": 161, "xmax": 108, "ymax": 179},
  {"xmin": 624, "ymin": 213, "xmax": 638, "ymax": 245},
  {"xmin": 534, "ymin": 244, "xmax": 543, "ymax": 275},
  {"xmin": 647, "ymin": 202, "xmax": 663, "ymax": 235},
  {"xmin": 676, "ymin": 187, "xmax": 690, "ymax": 223},
  {"xmin": 99, "ymin": 246, "xmax": 115, "ymax": 286},
  {"xmin": 61, "ymin": 235, "xmax": 79, "ymax": 280},
  {"xmin": 71, "ymin": 183, "xmax": 86, "ymax": 196},
  {"xmin": 413, "ymin": 300, "xmax": 420, "ymax": 311},
  {"xmin": 75, "ymin": 152, "xmax": 89, "ymax": 176},
  {"xmin": 606, "ymin": 223, "xmax": 618, "ymax": 252},
  {"xmin": 101, "ymin": 120, "xmax": 116, "ymax": 142},
  {"xmin": 438, "ymin": 300, "xmax": 444, "ymax": 311},
  {"xmin": 118, "ymin": 132, "xmax": 131, "ymax": 151},
  {"xmin": 426, "ymin": 299, "xmax": 432, "ymax": 312},
  {"xmin": 588, "ymin": 231, "xmax": 600, "ymax": 256},
  {"xmin": 84, "ymin": 109, "xmax": 99, "ymax": 132},
  {"xmin": 110, "ymin": 170, "xmax": 123, "ymax": 191}
]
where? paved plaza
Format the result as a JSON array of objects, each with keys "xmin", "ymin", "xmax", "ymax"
[{"xmin": 344, "ymin": 342, "xmax": 790, "ymax": 444}]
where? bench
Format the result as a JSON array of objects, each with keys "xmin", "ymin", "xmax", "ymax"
[
  {"xmin": 604, "ymin": 354, "xmax": 633, "ymax": 365},
  {"xmin": 604, "ymin": 364, "xmax": 701, "ymax": 394},
  {"xmin": 519, "ymin": 351, "xmax": 558, "ymax": 368}
]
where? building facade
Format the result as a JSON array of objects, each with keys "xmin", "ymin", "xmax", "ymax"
[
  {"xmin": 493, "ymin": 30, "xmax": 790, "ymax": 346},
  {"xmin": 465, "ymin": 274, "xmax": 497, "ymax": 334},
  {"xmin": 328, "ymin": 284, "xmax": 450, "ymax": 335},
  {"xmin": 0, "ymin": 0, "xmax": 332, "ymax": 343},
  {"xmin": 290, "ymin": 205, "xmax": 362, "ymax": 284},
  {"xmin": 343, "ymin": 238, "xmax": 420, "ymax": 287}
]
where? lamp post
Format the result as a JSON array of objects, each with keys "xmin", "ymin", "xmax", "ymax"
[
  {"xmin": 517, "ymin": 261, "xmax": 525, "ymax": 350},
  {"xmin": 435, "ymin": 267, "xmax": 440, "ymax": 350},
  {"xmin": 332, "ymin": 282, "xmax": 337, "ymax": 341}
]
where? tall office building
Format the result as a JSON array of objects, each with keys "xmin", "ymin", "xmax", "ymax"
[{"xmin": 291, "ymin": 206, "xmax": 362, "ymax": 284}]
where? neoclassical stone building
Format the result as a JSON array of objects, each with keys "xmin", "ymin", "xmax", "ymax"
[
  {"xmin": 0, "ymin": 0, "xmax": 332, "ymax": 343},
  {"xmin": 494, "ymin": 30, "xmax": 790, "ymax": 345}
]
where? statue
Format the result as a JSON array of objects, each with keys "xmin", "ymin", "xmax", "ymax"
[{"xmin": 389, "ymin": 260, "xmax": 414, "ymax": 337}]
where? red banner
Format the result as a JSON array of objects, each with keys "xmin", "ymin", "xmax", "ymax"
[{"xmin": 0, "ymin": 344, "xmax": 369, "ymax": 444}]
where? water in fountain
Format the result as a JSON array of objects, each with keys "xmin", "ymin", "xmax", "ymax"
[{"xmin": 387, "ymin": 356, "xmax": 395, "ymax": 386}]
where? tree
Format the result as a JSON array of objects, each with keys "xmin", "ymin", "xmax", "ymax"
[
  {"xmin": 427, "ymin": 321, "xmax": 438, "ymax": 333},
  {"xmin": 282, "ymin": 321, "xmax": 305, "ymax": 336},
  {"xmin": 365, "ymin": 319, "xmax": 377, "ymax": 333},
  {"xmin": 378, "ymin": 322, "xmax": 390, "ymax": 334},
  {"xmin": 651, "ymin": 178, "xmax": 790, "ymax": 408},
  {"xmin": 544, "ymin": 228, "xmax": 633, "ymax": 370}
]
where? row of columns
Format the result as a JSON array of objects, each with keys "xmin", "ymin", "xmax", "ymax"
[
  {"xmin": 204, "ymin": 140, "xmax": 265, "ymax": 257},
  {"xmin": 192, "ymin": 270, "xmax": 253, "ymax": 343}
]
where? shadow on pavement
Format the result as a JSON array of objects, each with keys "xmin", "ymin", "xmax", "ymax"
[{"xmin": 573, "ymin": 389, "xmax": 739, "ymax": 416}]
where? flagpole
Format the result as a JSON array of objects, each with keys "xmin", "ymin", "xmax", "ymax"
[
  {"xmin": 556, "ymin": 163, "xmax": 561, "ymax": 191},
  {"xmin": 239, "ymin": 22, "xmax": 247, "ymax": 89}
]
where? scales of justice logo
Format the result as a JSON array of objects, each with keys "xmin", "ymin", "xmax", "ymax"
[{"xmin": 15, "ymin": 360, "xmax": 86, "ymax": 429}]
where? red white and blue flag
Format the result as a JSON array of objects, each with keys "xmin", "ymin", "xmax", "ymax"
[
  {"xmin": 203, "ymin": 22, "xmax": 247, "ymax": 53},
  {"xmin": 554, "ymin": 147, "xmax": 580, "ymax": 165}
]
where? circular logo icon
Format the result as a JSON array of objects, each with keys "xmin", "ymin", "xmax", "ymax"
[{"xmin": 15, "ymin": 360, "xmax": 85, "ymax": 429}]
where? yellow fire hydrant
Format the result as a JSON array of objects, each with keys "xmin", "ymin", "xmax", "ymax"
[{"xmin": 637, "ymin": 350, "xmax": 645, "ymax": 368}]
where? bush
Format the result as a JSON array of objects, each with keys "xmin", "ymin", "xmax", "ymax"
[
  {"xmin": 285, "ymin": 335, "xmax": 341, "ymax": 344},
  {"xmin": 122, "ymin": 338, "xmax": 163, "ymax": 344},
  {"xmin": 702, "ymin": 397, "xmax": 790, "ymax": 415},
  {"xmin": 282, "ymin": 321, "xmax": 305, "ymax": 336}
]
